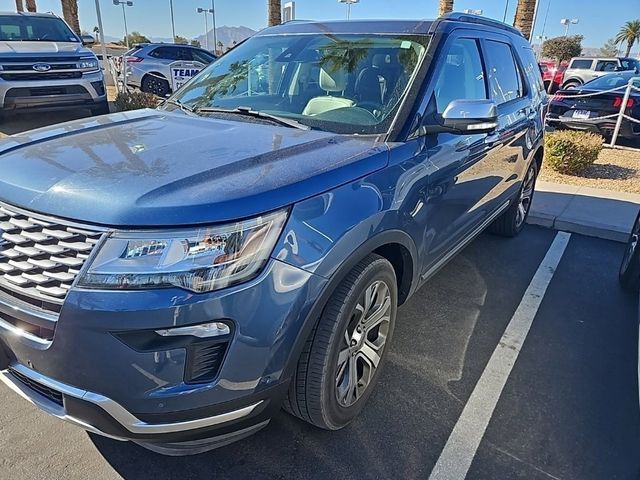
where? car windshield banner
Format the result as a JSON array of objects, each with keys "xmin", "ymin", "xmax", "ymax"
[{"xmin": 170, "ymin": 61, "xmax": 204, "ymax": 92}]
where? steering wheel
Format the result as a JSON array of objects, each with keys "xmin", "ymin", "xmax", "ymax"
[{"xmin": 357, "ymin": 101, "xmax": 385, "ymax": 119}]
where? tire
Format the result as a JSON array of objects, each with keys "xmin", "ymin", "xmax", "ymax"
[
  {"xmin": 563, "ymin": 80, "xmax": 581, "ymax": 90},
  {"xmin": 283, "ymin": 254, "xmax": 398, "ymax": 430},
  {"xmin": 619, "ymin": 210, "xmax": 640, "ymax": 292},
  {"xmin": 90, "ymin": 100, "xmax": 110, "ymax": 116},
  {"xmin": 141, "ymin": 74, "xmax": 170, "ymax": 97},
  {"xmin": 490, "ymin": 160, "xmax": 538, "ymax": 237}
]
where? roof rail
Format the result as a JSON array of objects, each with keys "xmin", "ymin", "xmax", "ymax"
[{"xmin": 441, "ymin": 12, "xmax": 524, "ymax": 37}]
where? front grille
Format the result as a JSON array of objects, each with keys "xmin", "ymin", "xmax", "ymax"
[
  {"xmin": 185, "ymin": 342, "xmax": 228, "ymax": 383},
  {"xmin": 0, "ymin": 72, "xmax": 82, "ymax": 81},
  {"xmin": 5, "ymin": 86, "xmax": 89, "ymax": 98},
  {"xmin": 1, "ymin": 63, "xmax": 77, "ymax": 71},
  {"xmin": 0, "ymin": 204, "xmax": 103, "ymax": 314},
  {"xmin": 10, "ymin": 368, "xmax": 64, "ymax": 406}
]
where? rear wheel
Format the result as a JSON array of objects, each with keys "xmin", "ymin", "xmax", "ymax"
[
  {"xmin": 619, "ymin": 211, "xmax": 640, "ymax": 292},
  {"xmin": 141, "ymin": 74, "xmax": 170, "ymax": 97},
  {"xmin": 563, "ymin": 80, "xmax": 581, "ymax": 90},
  {"xmin": 490, "ymin": 160, "xmax": 538, "ymax": 237},
  {"xmin": 283, "ymin": 254, "xmax": 397, "ymax": 430}
]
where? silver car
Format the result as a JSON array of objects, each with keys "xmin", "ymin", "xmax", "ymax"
[
  {"xmin": 0, "ymin": 12, "xmax": 107, "ymax": 119},
  {"xmin": 120, "ymin": 43, "xmax": 216, "ymax": 96},
  {"xmin": 561, "ymin": 57, "xmax": 640, "ymax": 89}
]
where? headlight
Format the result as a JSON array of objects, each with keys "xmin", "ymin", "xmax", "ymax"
[
  {"xmin": 78, "ymin": 58, "xmax": 99, "ymax": 71},
  {"xmin": 77, "ymin": 210, "xmax": 288, "ymax": 293}
]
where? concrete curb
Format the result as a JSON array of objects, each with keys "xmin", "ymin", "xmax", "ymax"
[{"xmin": 527, "ymin": 181, "xmax": 640, "ymax": 243}]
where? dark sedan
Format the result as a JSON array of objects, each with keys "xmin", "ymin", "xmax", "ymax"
[{"xmin": 546, "ymin": 72, "xmax": 640, "ymax": 140}]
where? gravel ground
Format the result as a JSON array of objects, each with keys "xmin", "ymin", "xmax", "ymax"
[{"xmin": 540, "ymin": 146, "xmax": 640, "ymax": 194}]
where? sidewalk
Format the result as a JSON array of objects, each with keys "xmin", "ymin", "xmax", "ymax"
[{"xmin": 528, "ymin": 181, "xmax": 640, "ymax": 243}]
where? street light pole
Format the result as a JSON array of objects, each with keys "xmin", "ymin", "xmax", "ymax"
[
  {"xmin": 338, "ymin": 0, "xmax": 359, "ymax": 21},
  {"xmin": 169, "ymin": 0, "xmax": 176, "ymax": 43},
  {"xmin": 502, "ymin": 0, "xmax": 509, "ymax": 23},
  {"xmin": 197, "ymin": 8, "xmax": 213, "ymax": 50},
  {"xmin": 113, "ymin": 0, "xmax": 133, "ymax": 49},
  {"xmin": 211, "ymin": 0, "xmax": 217, "ymax": 55}
]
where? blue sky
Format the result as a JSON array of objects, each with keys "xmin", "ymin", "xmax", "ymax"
[{"xmin": 6, "ymin": 0, "xmax": 640, "ymax": 52}]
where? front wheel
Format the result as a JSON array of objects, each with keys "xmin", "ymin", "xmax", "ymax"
[
  {"xmin": 90, "ymin": 100, "xmax": 110, "ymax": 116},
  {"xmin": 619, "ymin": 211, "xmax": 640, "ymax": 292},
  {"xmin": 490, "ymin": 160, "xmax": 538, "ymax": 237},
  {"xmin": 283, "ymin": 254, "xmax": 397, "ymax": 430},
  {"xmin": 141, "ymin": 74, "xmax": 170, "ymax": 97}
]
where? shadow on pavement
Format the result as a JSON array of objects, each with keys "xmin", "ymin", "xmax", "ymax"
[{"xmin": 0, "ymin": 109, "xmax": 94, "ymax": 137}]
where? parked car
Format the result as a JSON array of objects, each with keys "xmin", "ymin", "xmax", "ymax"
[
  {"xmin": 119, "ymin": 43, "xmax": 217, "ymax": 96},
  {"xmin": 561, "ymin": 56, "xmax": 640, "ymax": 90},
  {"xmin": 547, "ymin": 72, "xmax": 640, "ymax": 140},
  {"xmin": 0, "ymin": 13, "xmax": 546, "ymax": 454},
  {"xmin": 539, "ymin": 60, "xmax": 567, "ymax": 93},
  {"xmin": 0, "ymin": 12, "xmax": 108, "ymax": 119},
  {"xmin": 620, "ymin": 209, "xmax": 640, "ymax": 292}
]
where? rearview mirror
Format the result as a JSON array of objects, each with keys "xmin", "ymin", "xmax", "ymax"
[
  {"xmin": 442, "ymin": 99, "xmax": 498, "ymax": 134},
  {"xmin": 81, "ymin": 34, "xmax": 96, "ymax": 46}
]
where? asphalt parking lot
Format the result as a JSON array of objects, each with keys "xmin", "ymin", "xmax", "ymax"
[{"xmin": 1, "ymin": 225, "xmax": 638, "ymax": 480}]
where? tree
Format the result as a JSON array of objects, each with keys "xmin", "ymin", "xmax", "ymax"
[
  {"xmin": 268, "ymin": 0, "xmax": 281, "ymax": 27},
  {"xmin": 615, "ymin": 20, "xmax": 640, "ymax": 57},
  {"xmin": 93, "ymin": 26, "xmax": 100, "ymax": 34},
  {"xmin": 438, "ymin": 0, "xmax": 453, "ymax": 16},
  {"xmin": 600, "ymin": 38, "xmax": 619, "ymax": 57},
  {"xmin": 15, "ymin": 0, "xmax": 24, "ymax": 12},
  {"xmin": 25, "ymin": 0, "xmax": 36, "ymax": 12},
  {"xmin": 123, "ymin": 32, "xmax": 151, "ymax": 46},
  {"xmin": 514, "ymin": 0, "xmax": 535, "ymax": 40},
  {"xmin": 174, "ymin": 35, "xmax": 188, "ymax": 45},
  {"xmin": 542, "ymin": 35, "xmax": 583, "ymax": 64},
  {"xmin": 217, "ymin": 40, "xmax": 224, "ymax": 54},
  {"xmin": 190, "ymin": 39, "xmax": 201, "ymax": 47},
  {"xmin": 60, "ymin": 0, "xmax": 81, "ymax": 35}
]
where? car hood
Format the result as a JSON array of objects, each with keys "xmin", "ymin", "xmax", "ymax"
[
  {"xmin": 0, "ymin": 41, "xmax": 92, "ymax": 56},
  {"xmin": 0, "ymin": 110, "xmax": 389, "ymax": 226}
]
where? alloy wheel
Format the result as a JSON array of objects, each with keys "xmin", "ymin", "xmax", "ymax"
[
  {"xmin": 516, "ymin": 165, "xmax": 536, "ymax": 228},
  {"xmin": 335, "ymin": 280, "xmax": 392, "ymax": 408}
]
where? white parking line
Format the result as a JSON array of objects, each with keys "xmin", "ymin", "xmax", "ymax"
[{"xmin": 429, "ymin": 231, "xmax": 572, "ymax": 480}]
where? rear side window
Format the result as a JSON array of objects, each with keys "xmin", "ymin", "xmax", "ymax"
[
  {"xmin": 149, "ymin": 47, "xmax": 191, "ymax": 61},
  {"xmin": 484, "ymin": 40, "xmax": 523, "ymax": 105},
  {"xmin": 595, "ymin": 60, "xmax": 618, "ymax": 72},
  {"xmin": 191, "ymin": 49, "xmax": 216, "ymax": 64},
  {"xmin": 570, "ymin": 59, "xmax": 593, "ymax": 69},
  {"xmin": 433, "ymin": 38, "xmax": 487, "ymax": 113}
]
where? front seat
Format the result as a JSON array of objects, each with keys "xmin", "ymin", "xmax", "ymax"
[
  {"xmin": 355, "ymin": 67, "xmax": 383, "ymax": 105},
  {"xmin": 302, "ymin": 67, "xmax": 355, "ymax": 116}
]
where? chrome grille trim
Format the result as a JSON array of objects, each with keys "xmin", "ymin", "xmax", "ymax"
[{"xmin": 0, "ymin": 203, "xmax": 106, "ymax": 314}]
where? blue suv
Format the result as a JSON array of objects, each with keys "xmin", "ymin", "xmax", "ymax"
[{"xmin": 0, "ymin": 14, "xmax": 546, "ymax": 455}]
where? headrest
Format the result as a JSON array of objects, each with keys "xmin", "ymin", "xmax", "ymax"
[
  {"xmin": 320, "ymin": 66, "xmax": 348, "ymax": 92},
  {"xmin": 372, "ymin": 54, "xmax": 390, "ymax": 69}
]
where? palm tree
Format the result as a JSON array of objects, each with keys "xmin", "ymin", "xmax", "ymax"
[
  {"xmin": 15, "ymin": 0, "xmax": 24, "ymax": 12},
  {"xmin": 25, "ymin": 0, "xmax": 36, "ymax": 12},
  {"xmin": 514, "ymin": 0, "xmax": 536, "ymax": 40},
  {"xmin": 268, "ymin": 0, "xmax": 281, "ymax": 27},
  {"xmin": 60, "ymin": 0, "xmax": 81, "ymax": 35},
  {"xmin": 615, "ymin": 20, "xmax": 640, "ymax": 57},
  {"xmin": 438, "ymin": 0, "xmax": 454, "ymax": 16}
]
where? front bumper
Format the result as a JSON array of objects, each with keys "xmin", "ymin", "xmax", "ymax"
[
  {"xmin": 0, "ymin": 258, "xmax": 327, "ymax": 446},
  {"xmin": 0, "ymin": 71, "xmax": 107, "ymax": 110}
]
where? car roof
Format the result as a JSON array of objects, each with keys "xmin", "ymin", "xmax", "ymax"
[
  {"xmin": 0, "ymin": 11, "xmax": 60, "ymax": 18},
  {"xmin": 256, "ymin": 19, "xmax": 435, "ymax": 36}
]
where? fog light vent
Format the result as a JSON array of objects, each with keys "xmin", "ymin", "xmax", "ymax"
[{"xmin": 185, "ymin": 342, "xmax": 228, "ymax": 384}]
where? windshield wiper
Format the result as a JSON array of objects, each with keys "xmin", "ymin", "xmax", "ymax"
[
  {"xmin": 162, "ymin": 98, "xmax": 197, "ymax": 116},
  {"xmin": 195, "ymin": 106, "xmax": 310, "ymax": 130}
]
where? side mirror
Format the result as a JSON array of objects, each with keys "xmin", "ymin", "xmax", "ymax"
[
  {"xmin": 442, "ymin": 99, "xmax": 498, "ymax": 134},
  {"xmin": 81, "ymin": 34, "xmax": 96, "ymax": 46}
]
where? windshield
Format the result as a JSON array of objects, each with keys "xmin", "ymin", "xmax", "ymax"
[
  {"xmin": 172, "ymin": 33, "xmax": 429, "ymax": 135},
  {"xmin": 582, "ymin": 73, "xmax": 640, "ymax": 90},
  {"xmin": 621, "ymin": 58, "xmax": 640, "ymax": 71},
  {"xmin": 0, "ymin": 15, "xmax": 78, "ymax": 42}
]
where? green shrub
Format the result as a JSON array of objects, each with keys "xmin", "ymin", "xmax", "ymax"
[
  {"xmin": 113, "ymin": 91, "xmax": 159, "ymax": 112},
  {"xmin": 544, "ymin": 130, "xmax": 603, "ymax": 175}
]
